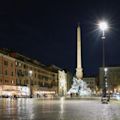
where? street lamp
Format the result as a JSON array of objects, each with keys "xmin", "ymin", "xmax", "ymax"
[
  {"xmin": 98, "ymin": 21, "xmax": 108, "ymax": 67},
  {"xmin": 29, "ymin": 70, "xmax": 33, "ymax": 98},
  {"xmin": 98, "ymin": 21, "xmax": 109, "ymax": 97}
]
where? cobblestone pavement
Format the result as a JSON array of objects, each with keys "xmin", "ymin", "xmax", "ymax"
[{"xmin": 0, "ymin": 98, "xmax": 120, "ymax": 120}]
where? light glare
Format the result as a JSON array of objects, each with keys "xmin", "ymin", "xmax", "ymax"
[
  {"xmin": 104, "ymin": 68, "xmax": 108, "ymax": 72},
  {"xmin": 29, "ymin": 70, "xmax": 33, "ymax": 76},
  {"xmin": 99, "ymin": 21, "xmax": 108, "ymax": 31}
]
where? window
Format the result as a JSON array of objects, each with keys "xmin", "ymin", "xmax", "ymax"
[
  {"xmin": 0, "ymin": 79, "xmax": 2, "ymax": 83},
  {"xmin": 19, "ymin": 63, "xmax": 22, "ymax": 67},
  {"xmin": 11, "ymin": 72, "xmax": 14, "ymax": 76},
  {"xmin": 26, "ymin": 80, "xmax": 28, "ymax": 84},
  {"xmin": 16, "ymin": 79, "xmax": 21, "ymax": 85},
  {"xmin": 5, "ymin": 80, "xmax": 9, "ymax": 83},
  {"xmin": 4, "ymin": 61, "xmax": 8, "ymax": 66},
  {"xmin": 16, "ymin": 62, "xmax": 18, "ymax": 66},
  {"xmin": 17, "ymin": 69, "xmax": 23, "ymax": 76},
  {"xmin": 11, "ymin": 63, "xmax": 13, "ymax": 67},
  {"xmin": 24, "ymin": 64, "xmax": 26, "ymax": 68},
  {"xmin": 31, "ymin": 80, "xmax": 33, "ymax": 85},
  {"xmin": 5, "ymin": 70, "xmax": 8, "ymax": 75},
  {"xmin": 35, "ymin": 73, "xmax": 36, "ymax": 78},
  {"xmin": 0, "ymin": 68, "xmax": 2, "ymax": 75},
  {"xmin": 38, "ymin": 74, "xmax": 42, "ymax": 79},
  {"xmin": 52, "ymin": 74, "xmax": 55, "ymax": 80},
  {"xmin": 24, "ymin": 71, "xmax": 28, "ymax": 76}
]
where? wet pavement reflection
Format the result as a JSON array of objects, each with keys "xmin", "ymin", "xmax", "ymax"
[{"xmin": 0, "ymin": 98, "xmax": 120, "ymax": 120}]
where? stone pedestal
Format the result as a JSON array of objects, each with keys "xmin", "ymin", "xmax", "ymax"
[{"xmin": 76, "ymin": 68, "xmax": 83, "ymax": 80}]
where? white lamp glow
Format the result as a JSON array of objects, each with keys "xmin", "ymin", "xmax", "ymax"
[
  {"xmin": 29, "ymin": 70, "xmax": 33, "ymax": 77},
  {"xmin": 98, "ymin": 21, "xmax": 108, "ymax": 31},
  {"xmin": 104, "ymin": 68, "xmax": 108, "ymax": 72}
]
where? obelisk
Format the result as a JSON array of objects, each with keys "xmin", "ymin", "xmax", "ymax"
[{"xmin": 76, "ymin": 24, "xmax": 83, "ymax": 80}]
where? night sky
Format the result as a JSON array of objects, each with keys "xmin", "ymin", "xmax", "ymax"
[{"xmin": 0, "ymin": 0, "xmax": 120, "ymax": 76}]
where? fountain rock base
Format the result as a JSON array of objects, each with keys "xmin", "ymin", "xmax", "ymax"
[{"xmin": 68, "ymin": 77, "xmax": 91, "ymax": 96}]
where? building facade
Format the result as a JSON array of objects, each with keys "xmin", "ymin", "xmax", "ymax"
[
  {"xmin": 0, "ymin": 49, "xmax": 71, "ymax": 97},
  {"xmin": 99, "ymin": 67, "xmax": 120, "ymax": 94},
  {"xmin": 83, "ymin": 77, "xmax": 97, "ymax": 94},
  {"xmin": 58, "ymin": 70, "xmax": 67, "ymax": 96},
  {"xmin": 0, "ymin": 53, "xmax": 17, "ymax": 96}
]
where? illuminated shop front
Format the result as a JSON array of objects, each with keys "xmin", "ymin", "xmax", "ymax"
[
  {"xmin": 33, "ymin": 87, "xmax": 57, "ymax": 97},
  {"xmin": 0, "ymin": 85, "xmax": 57, "ymax": 97},
  {"xmin": 17, "ymin": 86, "xmax": 29, "ymax": 96},
  {"xmin": 34, "ymin": 91, "xmax": 56, "ymax": 97},
  {"xmin": 0, "ymin": 85, "xmax": 29, "ymax": 97}
]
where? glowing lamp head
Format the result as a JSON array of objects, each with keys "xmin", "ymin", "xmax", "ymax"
[
  {"xmin": 98, "ymin": 21, "xmax": 108, "ymax": 31},
  {"xmin": 29, "ymin": 70, "xmax": 33, "ymax": 76},
  {"xmin": 104, "ymin": 68, "xmax": 108, "ymax": 72}
]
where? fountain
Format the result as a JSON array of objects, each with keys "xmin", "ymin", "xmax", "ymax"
[
  {"xmin": 67, "ymin": 24, "xmax": 91, "ymax": 96},
  {"xmin": 67, "ymin": 77, "xmax": 91, "ymax": 96}
]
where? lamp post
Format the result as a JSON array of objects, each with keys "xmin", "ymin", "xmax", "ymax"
[
  {"xmin": 98, "ymin": 21, "xmax": 109, "ymax": 97},
  {"xmin": 29, "ymin": 70, "xmax": 33, "ymax": 98}
]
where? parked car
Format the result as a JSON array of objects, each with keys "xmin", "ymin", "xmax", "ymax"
[
  {"xmin": 101, "ymin": 93, "xmax": 110, "ymax": 104},
  {"xmin": 101, "ymin": 96, "xmax": 109, "ymax": 104}
]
